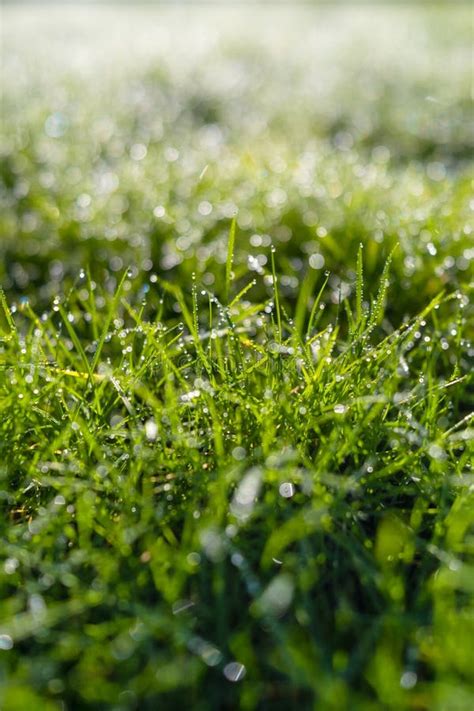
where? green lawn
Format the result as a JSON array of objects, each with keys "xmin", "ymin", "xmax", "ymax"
[{"xmin": 0, "ymin": 5, "xmax": 473, "ymax": 710}]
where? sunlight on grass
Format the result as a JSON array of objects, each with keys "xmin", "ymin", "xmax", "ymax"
[{"xmin": 0, "ymin": 4, "xmax": 473, "ymax": 710}]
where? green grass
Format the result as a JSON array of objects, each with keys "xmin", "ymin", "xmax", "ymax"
[{"xmin": 0, "ymin": 5, "xmax": 473, "ymax": 711}]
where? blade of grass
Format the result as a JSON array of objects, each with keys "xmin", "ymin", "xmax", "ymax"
[{"xmin": 225, "ymin": 217, "xmax": 236, "ymax": 305}]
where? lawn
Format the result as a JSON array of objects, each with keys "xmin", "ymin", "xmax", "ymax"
[{"xmin": 0, "ymin": 4, "xmax": 473, "ymax": 710}]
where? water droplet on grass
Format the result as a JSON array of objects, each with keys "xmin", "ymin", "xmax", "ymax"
[
  {"xmin": 428, "ymin": 443, "xmax": 446, "ymax": 461},
  {"xmin": 4, "ymin": 558, "xmax": 19, "ymax": 575},
  {"xmin": 145, "ymin": 420, "xmax": 158, "ymax": 440},
  {"xmin": 186, "ymin": 552, "xmax": 201, "ymax": 566},
  {"xmin": 400, "ymin": 671, "xmax": 417, "ymax": 689},
  {"xmin": 279, "ymin": 482, "xmax": 295, "ymax": 498},
  {"xmin": 223, "ymin": 662, "xmax": 246, "ymax": 682},
  {"xmin": 309, "ymin": 253, "xmax": 325, "ymax": 269},
  {"xmin": 232, "ymin": 446, "xmax": 246, "ymax": 461},
  {"xmin": 0, "ymin": 635, "xmax": 13, "ymax": 651}
]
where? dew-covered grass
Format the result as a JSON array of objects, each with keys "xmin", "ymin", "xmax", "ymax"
[{"xmin": 0, "ymin": 5, "xmax": 473, "ymax": 711}]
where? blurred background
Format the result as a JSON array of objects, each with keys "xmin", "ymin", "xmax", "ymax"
[{"xmin": 1, "ymin": 1, "xmax": 472, "ymax": 312}]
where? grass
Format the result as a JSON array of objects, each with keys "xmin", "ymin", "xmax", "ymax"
[{"xmin": 0, "ymin": 4, "xmax": 473, "ymax": 711}]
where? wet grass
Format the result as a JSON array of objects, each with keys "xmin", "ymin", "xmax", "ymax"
[{"xmin": 0, "ymin": 5, "xmax": 473, "ymax": 711}]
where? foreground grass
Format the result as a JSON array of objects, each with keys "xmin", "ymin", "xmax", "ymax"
[
  {"xmin": 0, "ymin": 254, "xmax": 473, "ymax": 709},
  {"xmin": 1, "ymin": 5, "xmax": 473, "ymax": 710}
]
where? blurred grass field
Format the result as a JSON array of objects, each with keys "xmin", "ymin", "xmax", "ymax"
[
  {"xmin": 0, "ymin": 4, "xmax": 473, "ymax": 711},
  {"xmin": 1, "ymin": 5, "xmax": 472, "ymax": 307}
]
